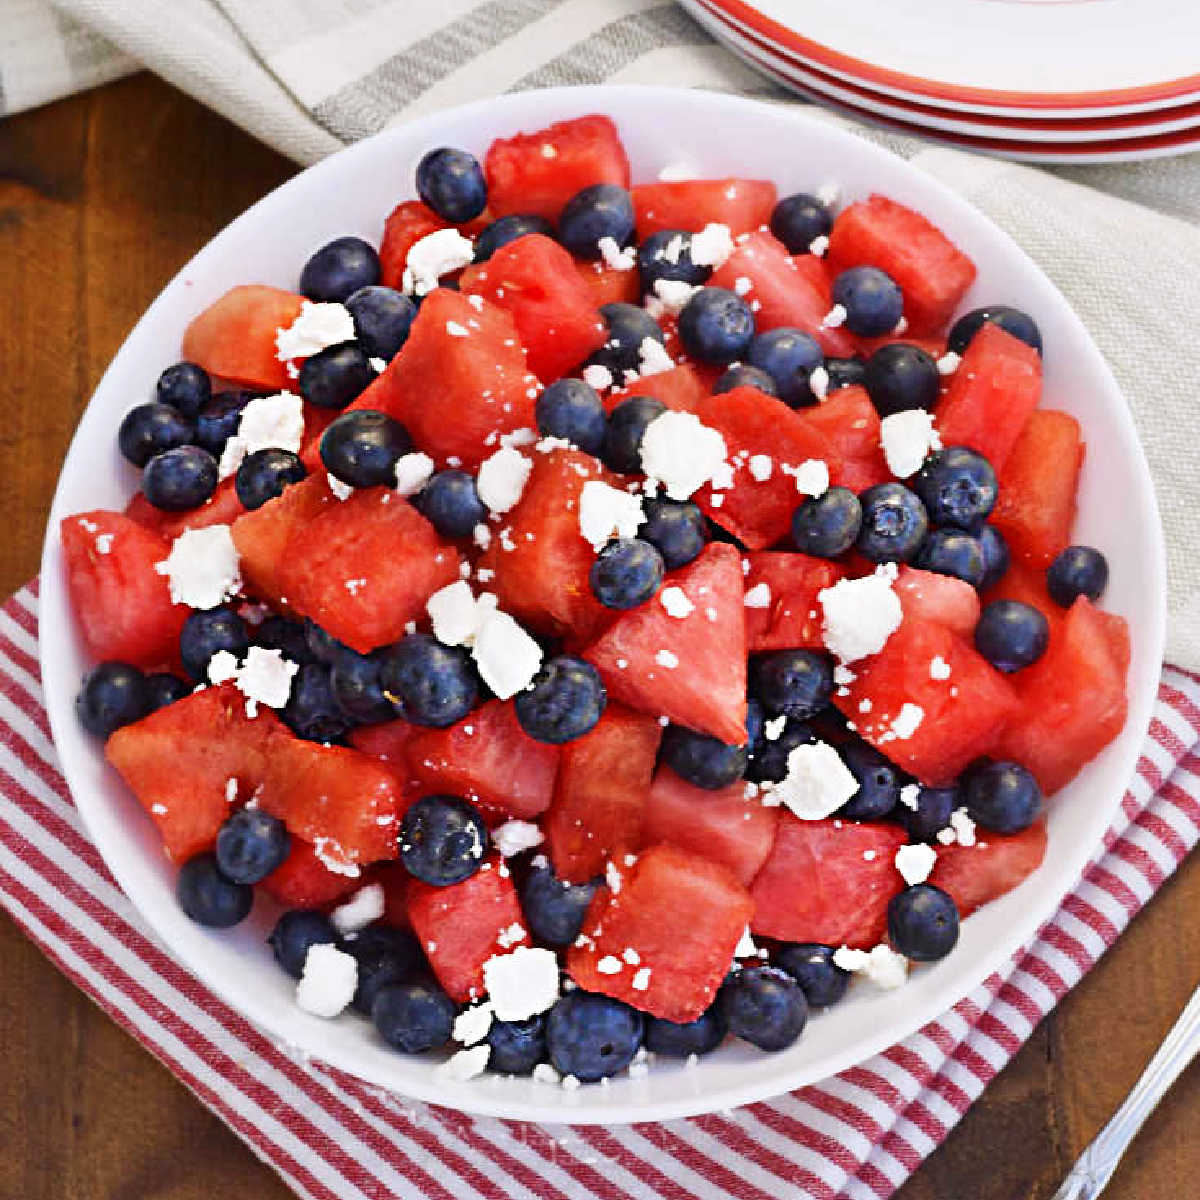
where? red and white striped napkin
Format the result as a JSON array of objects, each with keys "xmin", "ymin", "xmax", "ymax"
[{"xmin": 3, "ymin": 578, "xmax": 1198, "ymax": 1200}]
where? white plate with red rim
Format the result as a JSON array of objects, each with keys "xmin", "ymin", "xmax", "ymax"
[{"xmin": 39, "ymin": 85, "xmax": 1165, "ymax": 1123}]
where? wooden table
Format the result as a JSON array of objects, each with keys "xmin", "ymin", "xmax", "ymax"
[{"xmin": 1, "ymin": 72, "xmax": 1196, "ymax": 1200}]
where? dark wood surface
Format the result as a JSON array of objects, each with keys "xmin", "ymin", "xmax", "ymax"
[{"xmin": 1, "ymin": 73, "xmax": 1196, "ymax": 1200}]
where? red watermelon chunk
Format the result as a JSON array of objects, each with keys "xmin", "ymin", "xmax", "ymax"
[
  {"xmin": 583, "ymin": 543, "xmax": 748, "ymax": 745},
  {"xmin": 894, "ymin": 565, "xmax": 981, "ymax": 640},
  {"xmin": 567, "ymin": 844, "xmax": 753, "ymax": 1022},
  {"xmin": 632, "ymin": 179, "xmax": 777, "ymax": 238},
  {"xmin": 827, "ymin": 195, "xmax": 977, "ymax": 336},
  {"xmin": 545, "ymin": 704, "xmax": 662, "ymax": 883},
  {"xmin": 743, "ymin": 551, "xmax": 845, "ymax": 652},
  {"xmin": 749, "ymin": 816, "xmax": 907, "ymax": 948},
  {"xmin": 929, "ymin": 821, "xmax": 1048, "ymax": 919},
  {"xmin": 379, "ymin": 200, "xmax": 449, "ymax": 291},
  {"xmin": 575, "ymin": 258, "xmax": 641, "ymax": 307},
  {"xmin": 260, "ymin": 839, "xmax": 364, "ymax": 909},
  {"xmin": 796, "ymin": 385, "xmax": 892, "ymax": 493},
  {"xmin": 1098, "ymin": 611, "xmax": 1132, "ymax": 677},
  {"xmin": 606, "ymin": 363, "xmax": 712, "ymax": 414}
]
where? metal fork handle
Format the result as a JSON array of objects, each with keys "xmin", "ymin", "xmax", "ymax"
[{"xmin": 1051, "ymin": 983, "xmax": 1200, "ymax": 1200}]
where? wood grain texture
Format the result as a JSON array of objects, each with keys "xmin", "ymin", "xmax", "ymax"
[{"xmin": 0, "ymin": 72, "xmax": 1196, "ymax": 1200}]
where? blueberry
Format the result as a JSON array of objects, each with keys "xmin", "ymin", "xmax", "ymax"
[
  {"xmin": 746, "ymin": 328, "xmax": 823, "ymax": 406},
  {"xmin": 912, "ymin": 446, "xmax": 998, "ymax": 530},
  {"xmin": 713, "ymin": 364, "xmax": 778, "ymax": 397},
  {"xmin": 963, "ymin": 760, "xmax": 1042, "ymax": 833},
  {"xmin": 282, "ymin": 663, "xmax": 353, "ymax": 743},
  {"xmin": 341, "ymin": 925, "xmax": 424, "ymax": 1015},
  {"xmin": 144, "ymin": 672, "xmax": 190, "ymax": 713},
  {"xmin": 558, "ymin": 184, "xmax": 635, "ymax": 260},
  {"xmin": 320, "ymin": 409, "xmax": 412, "ymax": 488},
  {"xmin": 915, "ymin": 529, "xmax": 986, "ymax": 588},
  {"xmin": 299, "ymin": 342, "xmax": 375, "ymax": 410},
  {"xmin": 948, "ymin": 306, "xmax": 1042, "ymax": 356},
  {"xmin": 118, "ymin": 403, "xmax": 194, "ymax": 468},
  {"xmin": 660, "ymin": 725, "xmax": 747, "ymax": 789},
  {"xmin": 76, "ymin": 662, "xmax": 149, "ymax": 738},
  {"xmin": 155, "ymin": 361, "xmax": 211, "ymax": 419},
  {"xmin": 639, "ymin": 497, "xmax": 708, "ymax": 569},
  {"xmin": 372, "ymin": 981, "xmax": 456, "ymax": 1053},
  {"xmin": 974, "ymin": 600, "xmax": 1049, "ymax": 672},
  {"xmin": 677, "ymin": 287, "xmax": 755, "ymax": 365},
  {"xmin": 300, "ymin": 236, "xmax": 381, "ymax": 303},
  {"xmin": 215, "ymin": 808, "xmax": 290, "ymax": 884},
  {"xmin": 586, "ymin": 303, "xmax": 665, "ymax": 376},
  {"xmin": 415, "ymin": 147, "xmax": 487, "ymax": 223},
  {"xmin": 473, "ymin": 214, "xmax": 556, "ymax": 263},
  {"xmin": 751, "ymin": 650, "xmax": 834, "ymax": 720},
  {"xmin": 746, "ymin": 716, "xmax": 814, "ymax": 784},
  {"xmin": 1047, "ymin": 545, "xmax": 1108, "ymax": 607},
  {"xmin": 644, "ymin": 1005, "xmax": 729, "ymax": 1057},
  {"xmin": 234, "ymin": 447, "xmax": 307, "ymax": 511},
  {"xmin": 180, "ymin": 606, "xmax": 249, "ymax": 681},
  {"xmin": 330, "ymin": 649, "xmax": 396, "ymax": 725},
  {"xmin": 769, "ymin": 193, "xmax": 833, "ymax": 254},
  {"xmin": 399, "ymin": 795, "xmax": 489, "ymax": 886},
  {"xmin": 142, "ymin": 445, "xmax": 218, "ymax": 511},
  {"xmin": 898, "ymin": 785, "xmax": 958, "ymax": 842},
  {"xmin": 487, "ymin": 1015, "xmax": 548, "ymax": 1074},
  {"xmin": 719, "ymin": 965, "xmax": 807, "ymax": 1051},
  {"xmin": 637, "ymin": 229, "xmax": 712, "ymax": 291},
  {"xmin": 791, "ymin": 486, "xmax": 862, "ymax": 558},
  {"xmin": 887, "ymin": 884, "xmax": 959, "ymax": 961},
  {"xmin": 838, "ymin": 742, "xmax": 900, "ymax": 819},
  {"xmin": 177, "ymin": 853, "xmax": 253, "ymax": 928},
  {"xmin": 416, "ymin": 469, "xmax": 488, "ymax": 539},
  {"xmin": 378, "ymin": 634, "xmax": 478, "ymax": 727},
  {"xmin": 864, "ymin": 344, "xmax": 940, "ymax": 416},
  {"xmin": 520, "ymin": 859, "xmax": 598, "ymax": 948},
  {"xmin": 774, "ymin": 944, "xmax": 850, "ymax": 1007},
  {"xmin": 832, "ymin": 267, "xmax": 904, "ymax": 337},
  {"xmin": 546, "ymin": 991, "xmax": 644, "ymax": 1082},
  {"xmin": 856, "ymin": 482, "xmax": 929, "ymax": 563},
  {"xmin": 978, "ymin": 524, "xmax": 1010, "ymax": 592},
  {"xmin": 304, "ymin": 620, "xmax": 356, "ymax": 668},
  {"xmin": 255, "ymin": 615, "xmax": 318, "ymax": 666},
  {"xmin": 194, "ymin": 390, "xmax": 255, "ymax": 457},
  {"xmin": 514, "ymin": 655, "xmax": 607, "ymax": 744},
  {"xmin": 602, "ymin": 395, "xmax": 667, "ymax": 474},
  {"xmin": 345, "ymin": 285, "xmax": 416, "ymax": 362},
  {"xmin": 589, "ymin": 538, "xmax": 664, "ymax": 610},
  {"xmin": 268, "ymin": 909, "xmax": 338, "ymax": 978},
  {"xmin": 535, "ymin": 378, "xmax": 607, "ymax": 454},
  {"xmin": 823, "ymin": 356, "xmax": 867, "ymax": 394}
]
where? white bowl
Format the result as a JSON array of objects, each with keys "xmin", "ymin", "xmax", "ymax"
[{"xmin": 39, "ymin": 85, "xmax": 1166, "ymax": 1124}]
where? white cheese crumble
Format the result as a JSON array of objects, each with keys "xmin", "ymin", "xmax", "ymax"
[
  {"xmin": 207, "ymin": 650, "xmax": 239, "ymax": 685},
  {"xmin": 818, "ymin": 565, "xmax": 903, "ymax": 663},
  {"xmin": 630, "ymin": 968, "xmax": 652, "ymax": 992},
  {"xmin": 748, "ymin": 454, "xmax": 773, "ymax": 482},
  {"xmin": 884, "ymin": 703, "xmax": 925, "ymax": 742},
  {"xmin": 894, "ymin": 843, "xmax": 938, "ymax": 887},
  {"xmin": 597, "ymin": 236, "xmax": 636, "ymax": 271},
  {"xmin": 733, "ymin": 276, "xmax": 752, "ymax": 297},
  {"xmin": 899, "ymin": 783, "xmax": 921, "ymax": 810},
  {"xmin": 938, "ymin": 808, "xmax": 978, "ymax": 848},
  {"xmin": 743, "ymin": 582, "xmax": 771, "ymax": 609},
  {"xmin": 426, "ymin": 580, "xmax": 495, "ymax": 647},
  {"xmin": 822, "ymin": 303, "xmax": 848, "ymax": 329},
  {"xmin": 764, "ymin": 715, "xmax": 787, "ymax": 741},
  {"xmin": 769, "ymin": 741, "xmax": 859, "ymax": 820},
  {"xmin": 369, "ymin": 356, "xmax": 387, "ymax": 373},
  {"xmin": 330, "ymin": 882, "xmax": 385, "ymax": 935},
  {"xmin": 440, "ymin": 1044, "xmax": 492, "ymax": 1081},
  {"xmin": 275, "ymin": 301, "xmax": 355, "ymax": 361},
  {"xmin": 476, "ymin": 447, "xmax": 532, "ymax": 515},
  {"xmin": 582, "ymin": 364, "xmax": 614, "ymax": 391},
  {"xmin": 790, "ymin": 458, "xmax": 830, "ymax": 498},
  {"xmin": 482, "ymin": 946, "xmax": 560, "ymax": 1021},
  {"xmin": 937, "ymin": 351, "xmax": 962, "ymax": 376},
  {"xmin": 402, "ymin": 228, "xmax": 474, "ymax": 296},
  {"xmin": 596, "ymin": 955, "xmax": 623, "ymax": 975},
  {"xmin": 295, "ymin": 943, "xmax": 358, "ymax": 1018},
  {"xmin": 394, "ymin": 451, "xmax": 435, "ymax": 496},
  {"xmin": 734, "ymin": 927, "xmax": 757, "ymax": 959},
  {"xmin": 809, "ymin": 234, "xmax": 830, "ymax": 257},
  {"xmin": 651, "ymin": 278, "xmax": 700, "ymax": 315},
  {"xmin": 156, "ymin": 525, "xmax": 242, "ymax": 610},
  {"xmin": 605, "ymin": 860, "xmax": 624, "ymax": 895},
  {"xmin": 622, "ymin": 947, "xmax": 641, "ymax": 965},
  {"xmin": 492, "ymin": 819, "xmax": 544, "ymax": 858},
  {"xmin": 880, "ymin": 409, "xmax": 942, "ymax": 479},
  {"xmin": 328, "ymin": 475, "xmax": 354, "ymax": 501},
  {"xmin": 654, "ymin": 649, "xmax": 679, "ymax": 670},
  {"xmin": 689, "ymin": 222, "xmax": 735, "ymax": 269},
  {"xmin": 578, "ymin": 480, "xmax": 645, "ymax": 550},
  {"xmin": 453, "ymin": 1002, "xmax": 494, "ymax": 1047},
  {"xmin": 95, "ymin": 533, "xmax": 114, "ymax": 555},
  {"xmin": 472, "ymin": 609, "xmax": 543, "ymax": 699},
  {"xmin": 496, "ymin": 922, "xmax": 528, "ymax": 950},
  {"xmin": 809, "ymin": 365, "xmax": 830, "ymax": 401},
  {"xmin": 446, "ymin": 320, "xmax": 470, "ymax": 338},
  {"xmin": 930, "ymin": 655, "xmax": 951, "ymax": 681},
  {"xmin": 833, "ymin": 944, "xmax": 908, "ymax": 989},
  {"xmin": 660, "ymin": 586, "xmax": 694, "ymax": 619},
  {"xmin": 236, "ymin": 646, "xmax": 299, "ymax": 709},
  {"xmin": 637, "ymin": 336, "xmax": 675, "ymax": 377},
  {"xmin": 218, "ymin": 392, "xmax": 306, "ymax": 479},
  {"xmin": 224, "ymin": 778, "xmax": 238, "ymax": 803},
  {"xmin": 640, "ymin": 410, "xmax": 728, "ymax": 501}
]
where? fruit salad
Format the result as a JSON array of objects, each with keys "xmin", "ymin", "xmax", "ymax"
[{"xmin": 62, "ymin": 113, "xmax": 1130, "ymax": 1087}]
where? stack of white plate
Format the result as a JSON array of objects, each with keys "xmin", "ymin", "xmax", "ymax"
[{"xmin": 679, "ymin": 0, "xmax": 1200, "ymax": 163}]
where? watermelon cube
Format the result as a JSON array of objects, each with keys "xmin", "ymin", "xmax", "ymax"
[
  {"xmin": 632, "ymin": 179, "xmax": 777, "ymax": 238},
  {"xmin": 894, "ymin": 565, "xmax": 981, "ymax": 640},
  {"xmin": 260, "ymin": 839, "xmax": 365, "ymax": 909},
  {"xmin": 605, "ymin": 363, "xmax": 712, "ymax": 415},
  {"xmin": 796, "ymin": 385, "xmax": 892, "ymax": 494},
  {"xmin": 743, "ymin": 551, "xmax": 845, "ymax": 653},
  {"xmin": 379, "ymin": 200, "xmax": 449, "ymax": 292},
  {"xmin": 929, "ymin": 821, "xmax": 1047, "ymax": 919},
  {"xmin": 574, "ymin": 257, "xmax": 641, "ymax": 308}
]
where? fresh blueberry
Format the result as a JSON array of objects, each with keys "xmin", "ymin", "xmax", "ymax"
[
  {"xmin": 948, "ymin": 306, "xmax": 1042, "ymax": 356},
  {"xmin": 515, "ymin": 655, "xmax": 607, "ymax": 744},
  {"xmin": 661, "ymin": 725, "xmax": 747, "ymax": 789},
  {"xmin": 399, "ymin": 794, "xmax": 489, "ymax": 887},
  {"xmin": 838, "ymin": 742, "xmax": 901, "ymax": 819},
  {"xmin": 832, "ymin": 267, "xmax": 904, "ymax": 337},
  {"xmin": 299, "ymin": 236, "xmax": 381, "ymax": 303},
  {"xmin": 487, "ymin": 1015, "xmax": 548, "ymax": 1074},
  {"xmin": 177, "ymin": 853, "xmax": 253, "ymax": 928},
  {"xmin": 791, "ymin": 486, "xmax": 862, "ymax": 558},
  {"xmin": 602, "ymin": 395, "xmax": 667, "ymax": 474},
  {"xmin": 179, "ymin": 606, "xmax": 249, "ymax": 681},
  {"xmin": 416, "ymin": 469, "xmax": 488, "ymax": 539},
  {"xmin": 887, "ymin": 884, "xmax": 959, "ymax": 961},
  {"xmin": 268, "ymin": 909, "xmax": 338, "ymax": 978},
  {"xmin": 255, "ymin": 615, "xmax": 318, "ymax": 666},
  {"xmin": 824, "ymin": 356, "xmax": 868, "ymax": 394},
  {"xmin": 863, "ymin": 343, "xmax": 940, "ymax": 416},
  {"xmin": 637, "ymin": 229, "xmax": 712, "ymax": 292},
  {"xmin": 535, "ymin": 378, "xmax": 607, "ymax": 454},
  {"xmin": 898, "ymin": 785, "xmax": 958, "ymax": 843},
  {"xmin": 415, "ymin": 147, "xmax": 487, "ymax": 223},
  {"xmin": 330, "ymin": 649, "xmax": 395, "ymax": 725},
  {"xmin": 752, "ymin": 649, "xmax": 835, "ymax": 720},
  {"xmin": 963, "ymin": 760, "xmax": 1042, "ymax": 833},
  {"xmin": 519, "ymin": 859, "xmax": 599, "ymax": 948},
  {"xmin": 677, "ymin": 287, "xmax": 755, "ymax": 365},
  {"xmin": 341, "ymin": 925, "xmax": 424, "ymax": 1015},
  {"xmin": 746, "ymin": 716, "xmax": 814, "ymax": 784},
  {"xmin": 586, "ymin": 303, "xmax": 666, "ymax": 376},
  {"xmin": 914, "ymin": 529, "xmax": 986, "ymax": 588},
  {"xmin": 320, "ymin": 409, "xmax": 412, "ymax": 488},
  {"xmin": 978, "ymin": 524, "xmax": 1010, "ymax": 592},
  {"xmin": 118, "ymin": 402, "xmax": 195, "ymax": 467},
  {"xmin": 234, "ymin": 447, "xmax": 307, "ymax": 511},
  {"xmin": 558, "ymin": 184, "xmax": 635, "ymax": 260},
  {"xmin": 1047, "ymin": 545, "xmax": 1109, "ymax": 607},
  {"xmin": 144, "ymin": 672, "xmax": 190, "ymax": 713},
  {"xmin": 345, "ymin": 285, "xmax": 417, "ymax": 361},
  {"xmin": 299, "ymin": 342, "xmax": 376, "ymax": 409},
  {"xmin": 713, "ymin": 364, "xmax": 778, "ymax": 397},
  {"xmin": 644, "ymin": 1005, "xmax": 729, "ymax": 1057},
  {"xmin": 912, "ymin": 446, "xmax": 998, "ymax": 530},
  {"xmin": 774, "ymin": 944, "xmax": 850, "ymax": 1007},
  {"xmin": 155, "ymin": 361, "xmax": 211, "ymax": 419},
  {"xmin": 473, "ymin": 214, "xmax": 556, "ymax": 263},
  {"xmin": 304, "ymin": 619, "xmax": 356, "ymax": 668},
  {"xmin": 546, "ymin": 990, "xmax": 644, "ymax": 1082},
  {"xmin": 639, "ymin": 497, "xmax": 708, "ymax": 569},
  {"xmin": 719, "ymin": 965, "xmax": 807, "ymax": 1051},
  {"xmin": 589, "ymin": 537, "xmax": 664, "ymax": 610},
  {"xmin": 856, "ymin": 482, "xmax": 929, "ymax": 563},
  {"xmin": 142, "ymin": 445, "xmax": 218, "ymax": 511},
  {"xmin": 974, "ymin": 600, "xmax": 1049, "ymax": 672},
  {"xmin": 372, "ymin": 981, "xmax": 456, "ymax": 1053},
  {"xmin": 215, "ymin": 808, "xmax": 290, "ymax": 885},
  {"xmin": 746, "ymin": 328, "xmax": 823, "ymax": 406},
  {"xmin": 194, "ymin": 390, "xmax": 256, "ymax": 457},
  {"xmin": 378, "ymin": 634, "xmax": 478, "ymax": 727},
  {"xmin": 769, "ymin": 193, "xmax": 833, "ymax": 254},
  {"xmin": 282, "ymin": 663, "xmax": 353, "ymax": 743},
  {"xmin": 76, "ymin": 662, "xmax": 150, "ymax": 738}
]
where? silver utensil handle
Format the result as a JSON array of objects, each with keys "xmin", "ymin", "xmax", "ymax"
[{"xmin": 1051, "ymin": 983, "xmax": 1200, "ymax": 1200}]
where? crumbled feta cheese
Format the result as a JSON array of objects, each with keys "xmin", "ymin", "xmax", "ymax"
[
  {"xmin": 328, "ymin": 475, "xmax": 354, "ymax": 501},
  {"xmin": 394, "ymin": 451, "xmax": 435, "ymax": 496},
  {"xmin": 496, "ymin": 922, "xmax": 527, "ymax": 950},
  {"xmin": 582, "ymin": 364, "xmax": 613, "ymax": 391},
  {"xmin": 763, "ymin": 715, "xmax": 787, "ymax": 742},
  {"xmin": 440, "ymin": 1045, "xmax": 492, "ymax": 1080},
  {"xmin": 637, "ymin": 336, "xmax": 675, "ymax": 377},
  {"xmin": 630, "ymin": 968, "xmax": 652, "ymax": 992},
  {"xmin": 885, "ymin": 703, "xmax": 924, "ymax": 741},
  {"xmin": 863, "ymin": 849, "xmax": 877, "ymax": 862},
  {"xmin": 733, "ymin": 276, "xmax": 752, "ymax": 297},
  {"xmin": 402, "ymin": 228, "xmax": 474, "ymax": 296},
  {"xmin": 743, "ymin": 582, "xmax": 771, "ymax": 609},
  {"xmin": 880, "ymin": 409, "xmax": 942, "ymax": 479},
  {"xmin": 225, "ymin": 778, "xmax": 238, "ymax": 803},
  {"xmin": 156, "ymin": 525, "xmax": 242, "ymax": 610},
  {"xmin": 899, "ymin": 783, "xmax": 921, "ymax": 810},
  {"xmin": 207, "ymin": 650, "xmax": 239, "ymax": 685},
  {"xmin": 688, "ymin": 223, "xmax": 735, "ymax": 269},
  {"xmin": 330, "ymin": 882, "xmax": 385, "ymax": 935},
  {"xmin": 427, "ymin": 580, "xmax": 489, "ymax": 647},
  {"xmin": 834, "ymin": 943, "xmax": 908, "ymax": 989},
  {"xmin": 597, "ymin": 236, "xmax": 636, "ymax": 271},
  {"xmin": 937, "ymin": 351, "xmax": 962, "ymax": 376},
  {"xmin": 748, "ymin": 454, "xmax": 773, "ymax": 482},
  {"xmin": 651, "ymin": 278, "xmax": 699, "ymax": 315},
  {"xmin": 734, "ymin": 927, "xmax": 757, "ymax": 959},
  {"xmin": 472, "ymin": 610, "xmax": 543, "ymax": 699},
  {"xmin": 483, "ymin": 946, "xmax": 560, "ymax": 1020},
  {"xmin": 790, "ymin": 458, "xmax": 830, "ymax": 497},
  {"xmin": 236, "ymin": 646, "xmax": 299, "ymax": 709},
  {"xmin": 930, "ymin": 655, "xmax": 951, "ymax": 681},
  {"xmin": 654, "ymin": 649, "xmax": 679, "ymax": 670},
  {"xmin": 532, "ymin": 1063, "xmax": 561, "ymax": 1085},
  {"xmin": 295, "ymin": 943, "xmax": 358, "ymax": 1018},
  {"xmin": 476, "ymin": 447, "xmax": 532, "ymax": 515},
  {"xmin": 94, "ymin": 533, "xmax": 114, "ymax": 555},
  {"xmin": 578, "ymin": 480, "xmax": 645, "ymax": 550},
  {"xmin": 808, "ymin": 366, "xmax": 830, "ymax": 401},
  {"xmin": 822, "ymin": 303, "xmax": 848, "ymax": 329},
  {"xmin": 605, "ymin": 860, "xmax": 623, "ymax": 895},
  {"xmin": 950, "ymin": 808, "xmax": 977, "ymax": 847},
  {"xmin": 596, "ymin": 955, "xmax": 623, "ymax": 975},
  {"xmin": 369, "ymin": 356, "xmax": 387, "ymax": 373},
  {"xmin": 275, "ymin": 301, "xmax": 355, "ymax": 361},
  {"xmin": 622, "ymin": 947, "xmax": 641, "ymax": 965},
  {"xmin": 808, "ymin": 234, "xmax": 830, "ymax": 257},
  {"xmin": 819, "ymin": 565, "xmax": 903, "ymax": 662},
  {"xmin": 453, "ymin": 1002, "xmax": 494, "ymax": 1047},
  {"xmin": 770, "ymin": 740, "xmax": 859, "ymax": 820},
  {"xmin": 492, "ymin": 819, "xmax": 544, "ymax": 858},
  {"xmin": 660, "ymin": 586, "xmax": 694, "ymax": 619},
  {"xmin": 218, "ymin": 392, "xmax": 306, "ymax": 478},
  {"xmin": 446, "ymin": 320, "xmax": 470, "ymax": 338},
  {"xmin": 640, "ymin": 411, "xmax": 728, "ymax": 501},
  {"xmin": 895, "ymin": 843, "xmax": 938, "ymax": 887}
]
